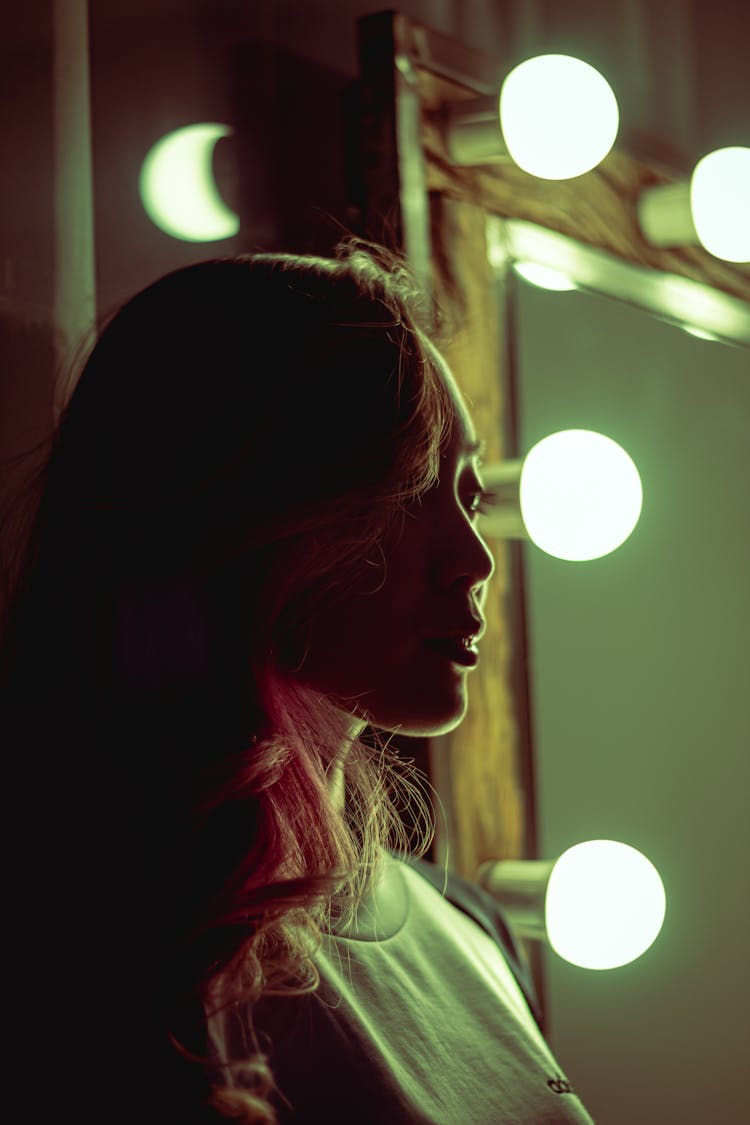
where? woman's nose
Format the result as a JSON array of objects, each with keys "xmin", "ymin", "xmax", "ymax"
[{"xmin": 451, "ymin": 520, "xmax": 495, "ymax": 589}]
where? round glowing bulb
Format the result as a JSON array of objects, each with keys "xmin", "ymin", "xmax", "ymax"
[
  {"xmin": 545, "ymin": 840, "xmax": 667, "ymax": 970},
  {"xmin": 519, "ymin": 430, "xmax": 642, "ymax": 561},
  {"xmin": 691, "ymin": 146, "xmax": 750, "ymax": 263},
  {"xmin": 499, "ymin": 54, "xmax": 619, "ymax": 179},
  {"xmin": 514, "ymin": 262, "xmax": 577, "ymax": 291}
]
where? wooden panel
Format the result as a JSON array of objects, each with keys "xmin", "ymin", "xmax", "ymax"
[{"xmin": 426, "ymin": 195, "xmax": 529, "ymax": 876}]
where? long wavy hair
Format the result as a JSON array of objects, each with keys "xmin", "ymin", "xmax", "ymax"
[{"xmin": 0, "ymin": 239, "xmax": 456, "ymax": 1123}]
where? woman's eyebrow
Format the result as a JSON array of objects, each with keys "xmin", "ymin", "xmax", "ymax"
[{"xmin": 461, "ymin": 438, "xmax": 486, "ymax": 463}]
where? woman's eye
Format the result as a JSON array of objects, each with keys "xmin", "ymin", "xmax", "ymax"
[{"xmin": 466, "ymin": 488, "xmax": 497, "ymax": 517}]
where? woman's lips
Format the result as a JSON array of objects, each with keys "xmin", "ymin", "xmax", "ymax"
[{"xmin": 422, "ymin": 637, "xmax": 479, "ymax": 667}]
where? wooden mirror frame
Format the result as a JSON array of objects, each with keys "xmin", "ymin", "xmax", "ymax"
[{"xmin": 353, "ymin": 8, "xmax": 750, "ymax": 943}]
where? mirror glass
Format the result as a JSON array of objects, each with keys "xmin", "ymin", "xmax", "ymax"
[{"xmin": 503, "ymin": 257, "xmax": 749, "ymax": 1117}]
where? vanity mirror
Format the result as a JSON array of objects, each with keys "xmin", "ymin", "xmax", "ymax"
[
  {"xmin": 356, "ymin": 7, "xmax": 750, "ymax": 876},
  {"xmin": 356, "ymin": 12, "xmax": 749, "ymax": 1121}
]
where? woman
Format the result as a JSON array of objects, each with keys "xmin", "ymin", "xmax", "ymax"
[{"xmin": 1, "ymin": 239, "xmax": 593, "ymax": 1123}]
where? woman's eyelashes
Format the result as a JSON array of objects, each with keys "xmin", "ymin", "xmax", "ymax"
[
  {"xmin": 403, "ymin": 467, "xmax": 496, "ymax": 522},
  {"xmin": 460, "ymin": 463, "xmax": 496, "ymax": 519},
  {"xmin": 465, "ymin": 487, "xmax": 497, "ymax": 518}
]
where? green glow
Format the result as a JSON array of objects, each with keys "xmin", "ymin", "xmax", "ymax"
[
  {"xmin": 520, "ymin": 429, "xmax": 642, "ymax": 561},
  {"xmin": 139, "ymin": 123, "xmax": 239, "ymax": 243},
  {"xmin": 514, "ymin": 261, "xmax": 577, "ymax": 291},
  {"xmin": 682, "ymin": 325, "xmax": 721, "ymax": 342},
  {"xmin": 500, "ymin": 54, "xmax": 619, "ymax": 180},
  {"xmin": 545, "ymin": 840, "xmax": 667, "ymax": 971},
  {"xmin": 691, "ymin": 146, "xmax": 750, "ymax": 263}
]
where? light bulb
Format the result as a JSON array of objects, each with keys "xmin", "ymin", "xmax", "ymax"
[
  {"xmin": 520, "ymin": 429, "xmax": 642, "ymax": 561},
  {"xmin": 499, "ymin": 54, "xmax": 619, "ymax": 180},
  {"xmin": 691, "ymin": 146, "xmax": 750, "ymax": 263},
  {"xmin": 545, "ymin": 840, "xmax": 667, "ymax": 970}
]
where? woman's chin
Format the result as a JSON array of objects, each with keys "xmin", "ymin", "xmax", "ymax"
[{"xmin": 366, "ymin": 690, "xmax": 469, "ymax": 739}]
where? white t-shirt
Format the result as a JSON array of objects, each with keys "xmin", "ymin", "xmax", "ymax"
[{"xmin": 211, "ymin": 850, "xmax": 596, "ymax": 1123}]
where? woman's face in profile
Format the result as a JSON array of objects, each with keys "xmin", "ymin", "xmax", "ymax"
[{"xmin": 282, "ymin": 343, "xmax": 495, "ymax": 739}]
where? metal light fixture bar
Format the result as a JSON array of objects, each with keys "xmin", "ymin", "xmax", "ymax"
[
  {"xmin": 480, "ymin": 458, "xmax": 527, "ymax": 539},
  {"xmin": 476, "ymin": 858, "xmax": 555, "ymax": 941},
  {"xmin": 443, "ymin": 93, "xmax": 509, "ymax": 166},
  {"xmin": 637, "ymin": 181, "xmax": 697, "ymax": 246}
]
